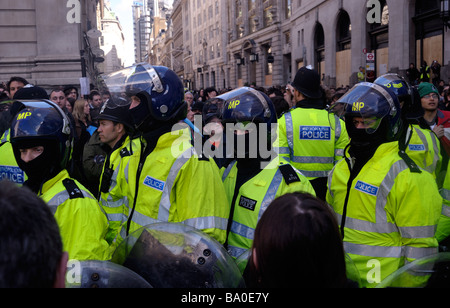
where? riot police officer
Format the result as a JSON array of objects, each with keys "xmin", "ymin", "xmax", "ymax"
[{"xmin": 9, "ymin": 99, "xmax": 111, "ymax": 261}]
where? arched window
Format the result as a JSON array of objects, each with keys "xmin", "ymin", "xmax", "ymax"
[
  {"xmin": 314, "ymin": 22, "xmax": 325, "ymax": 77},
  {"xmin": 337, "ymin": 10, "xmax": 351, "ymax": 51}
]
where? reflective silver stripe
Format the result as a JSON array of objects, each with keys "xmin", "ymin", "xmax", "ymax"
[
  {"xmin": 344, "ymin": 242, "xmax": 437, "ymax": 260},
  {"xmin": 46, "ymin": 187, "xmax": 95, "ymax": 215},
  {"xmin": 277, "ymin": 147, "xmax": 290, "ymax": 155},
  {"xmin": 1, "ymin": 129, "xmax": 9, "ymax": 143},
  {"xmin": 333, "ymin": 115, "xmax": 342, "ymax": 140},
  {"xmin": 335, "ymin": 148, "xmax": 344, "ymax": 157},
  {"xmin": 284, "ymin": 113, "xmax": 294, "ymax": 154},
  {"xmin": 127, "ymin": 208, "xmax": 160, "ymax": 228},
  {"xmin": 183, "ymin": 216, "xmax": 228, "ymax": 231},
  {"xmin": 106, "ymin": 212, "xmax": 126, "ymax": 222},
  {"xmin": 222, "ymin": 160, "xmax": 236, "ymax": 182},
  {"xmin": 442, "ymin": 188, "xmax": 450, "ymax": 200},
  {"xmin": 290, "ymin": 156, "xmax": 334, "ymax": 164},
  {"xmin": 441, "ymin": 202, "xmax": 450, "ymax": 218},
  {"xmin": 412, "ymin": 127, "xmax": 431, "ymax": 171},
  {"xmin": 229, "ymin": 169, "xmax": 284, "ymax": 241},
  {"xmin": 228, "ymin": 245, "xmax": 248, "ymax": 258},
  {"xmin": 297, "ymin": 170, "xmax": 330, "ymax": 178},
  {"xmin": 158, "ymin": 147, "xmax": 193, "ymax": 221},
  {"xmin": 339, "ymin": 159, "xmax": 437, "ymax": 238},
  {"xmin": 258, "ymin": 168, "xmax": 283, "ymax": 220}
]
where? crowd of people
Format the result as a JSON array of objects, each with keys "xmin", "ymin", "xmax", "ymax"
[{"xmin": 0, "ymin": 62, "xmax": 450, "ymax": 289}]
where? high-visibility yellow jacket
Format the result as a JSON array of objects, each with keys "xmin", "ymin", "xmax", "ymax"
[
  {"xmin": 436, "ymin": 161, "xmax": 450, "ymax": 243},
  {"xmin": 102, "ymin": 128, "xmax": 230, "ymax": 249},
  {"xmin": 0, "ymin": 129, "xmax": 26, "ymax": 184},
  {"xmin": 222, "ymin": 157, "xmax": 316, "ymax": 258},
  {"xmin": 404, "ymin": 124, "xmax": 442, "ymax": 178},
  {"xmin": 40, "ymin": 169, "xmax": 111, "ymax": 261},
  {"xmin": 99, "ymin": 135, "xmax": 141, "ymax": 245},
  {"xmin": 277, "ymin": 107, "xmax": 349, "ymax": 179},
  {"xmin": 327, "ymin": 141, "xmax": 442, "ymax": 288}
]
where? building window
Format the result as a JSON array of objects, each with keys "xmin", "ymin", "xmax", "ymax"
[{"xmin": 337, "ymin": 10, "xmax": 351, "ymax": 51}]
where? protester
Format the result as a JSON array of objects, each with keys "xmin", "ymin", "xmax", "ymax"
[{"xmin": 244, "ymin": 192, "xmax": 353, "ymax": 288}]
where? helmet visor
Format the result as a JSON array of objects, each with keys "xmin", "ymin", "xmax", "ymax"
[
  {"xmin": 11, "ymin": 101, "xmax": 70, "ymax": 139},
  {"xmin": 101, "ymin": 63, "xmax": 163, "ymax": 106},
  {"xmin": 333, "ymin": 82, "xmax": 396, "ymax": 135}
]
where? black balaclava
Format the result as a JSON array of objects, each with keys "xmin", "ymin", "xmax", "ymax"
[
  {"xmin": 13, "ymin": 140, "xmax": 62, "ymax": 193},
  {"xmin": 345, "ymin": 116, "xmax": 389, "ymax": 174}
]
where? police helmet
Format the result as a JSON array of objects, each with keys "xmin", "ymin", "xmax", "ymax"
[
  {"xmin": 102, "ymin": 63, "xmax": 185, "ymax": 130},
  {"xmin": 111, "ymin": 222, "xmax": 245, "ymax": 288},
  {"xmin": 10, "ymin": 100, "xmax": 73, "ymax": 170},
  {"xmin": 336, "ymin": 82, "xmax": 402, "ymax": 142},
  {"xmin": 374, "ymin": 74, "xmax": 423, "ymax": 119},
  {"xmin": 220, "ymin": 87, "xmax": 277, "ymax": 130},
  {"xmin": 96, "ymin": 97, "xmax": 134, "ymax": 130}
]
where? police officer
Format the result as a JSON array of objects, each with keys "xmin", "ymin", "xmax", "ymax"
[
  {"xmin": 99, "ymin": 63, "xmax": 230, "ymax": 249},
  {"xmin": 82, "ymin": 98, "xmax": 134, "ymax": 198},
  {"xmin": 218, "ymin": 87, "xmax": 316, "ymax": 259},
  {"xmin": 374, "ymin": 73, "xmax": 442, "ymax": 178},
  {"xmin": 277, "ymin": 67, "xmax": 349, "ymax": 200},
  {"xmin": 9, "ymin": 99, "xmax": 111, "ymax": 261},
  {"xmin": 326, "ymin": 82, "xmax": 442, "ymax": 288},
  {"xmin": 0, "ymin": 85, "xmax": 49, "ymax": 185}
]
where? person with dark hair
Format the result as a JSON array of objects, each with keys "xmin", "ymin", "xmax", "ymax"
[
  {"xmin": 6, "ymin": 76, "xmax": 29, "ymax": 99},
  {"xmin": 88, "ymin": 90, "xmax": 103, "ymax": 127},
  {"xmin": 0, "ymin": 180, "xmax": 68, "ymax": 288},
  {"xmin": 267, "ymin": 87, "xmax": 283, "ymax": 98},
  {"xmin": 64, "ymin": 86, "xmax": 79, "ymax": 101},
  {"xmin": 205, "ymin": 87, "xmax": 218, "ymax": 100},
  {"xmin": 244, "ymin": 192, "xmax": 351, "ymax": 288},
  {"xmin": 269, "ymin": 96, "xmax": 289, "ymax": 118},
  {"xmin": 277, "ymin": 67, "xmax": 349, "ymax": 201}
]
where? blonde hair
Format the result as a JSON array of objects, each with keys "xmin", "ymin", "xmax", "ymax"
[{"xmin": 72, "ymin": 98, "xmax": 91, "ymax": 124}]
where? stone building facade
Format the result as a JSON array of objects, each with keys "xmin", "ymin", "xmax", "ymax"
[{"xmin": 169, "ymin": 0, "xmax": 450, "ymax": 91}]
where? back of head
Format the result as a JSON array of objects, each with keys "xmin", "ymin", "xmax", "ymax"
[
  {"xmin": 291, "ymin": 67, "xmax": 322, "ymax": 99},
  {"xmin": 0, "ymin": 180, "xmax": 63, "ymax": 288},
  {"xmin": 247, "ymin": 192, "xmax": 347, "ymax": 288}
]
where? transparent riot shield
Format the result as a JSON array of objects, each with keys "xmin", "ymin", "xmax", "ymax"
[
  {"xmin": 376, "ymin": 252, "xmax": 450, "ymax": 288},
  {"xmin": 65, "ymin": 260, "xmax": 152, "ymax": 288},
  {"xmin": 111, "ymin": 222, "xmax": 245, "ymax": 288}
]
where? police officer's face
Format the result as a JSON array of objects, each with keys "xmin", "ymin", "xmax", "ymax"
[
  {"xmin": 98, "ymin": 120, "xmax": 122, "ymax": 148},
  {"xmin": 20, "ymin": 146, "xmax": 44, "ymax": 163}
]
